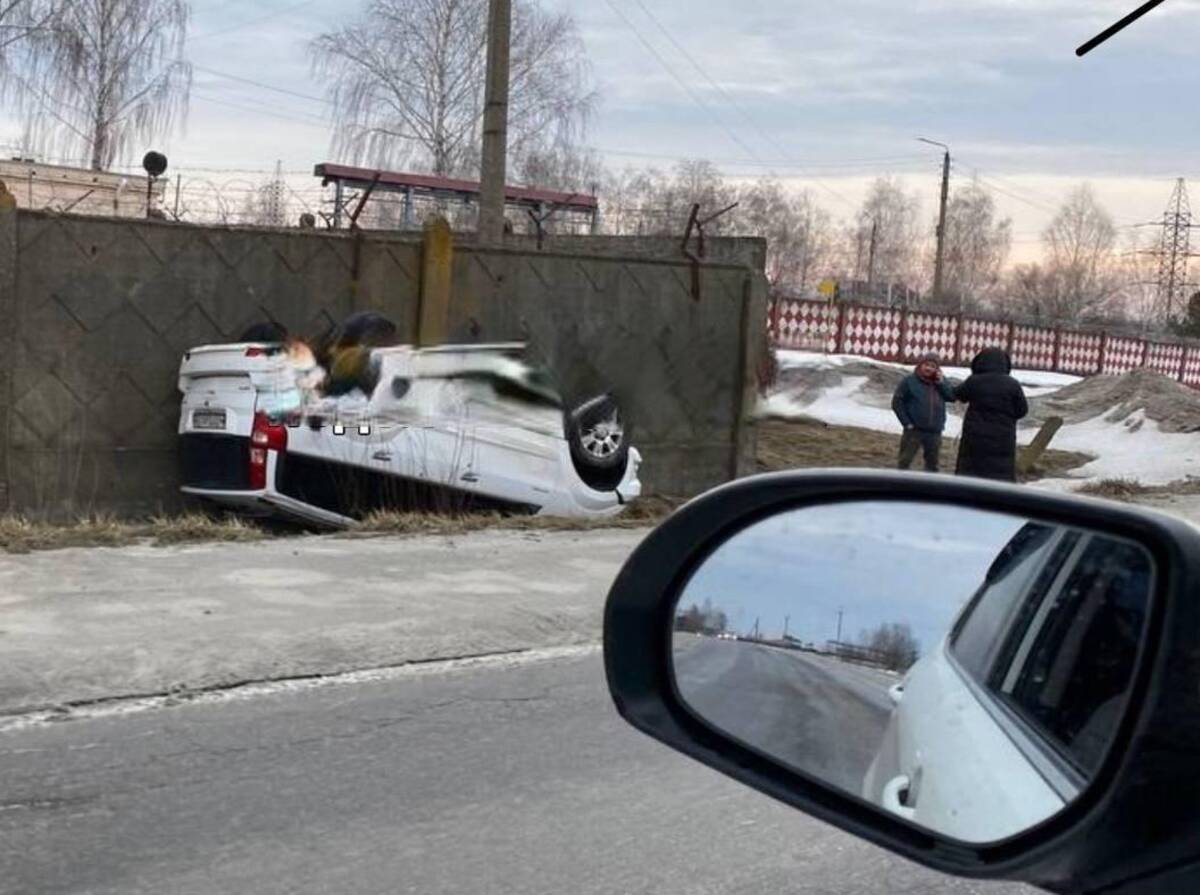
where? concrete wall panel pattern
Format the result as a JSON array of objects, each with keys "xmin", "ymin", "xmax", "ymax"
[
  {"xmin": 446, "ymin": 245, "xmax": 759, "ymax": 497},
  {"xmin": 1, "ymin": 212, "xmax": 764, "ymax": 517},
  {"xmin": 6, "ymin": 213, "xmax": 421, "ymax": 517}
]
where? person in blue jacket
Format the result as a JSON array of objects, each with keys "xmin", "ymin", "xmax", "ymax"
[{"xmin": 892, "ymin": 353, "xmax": 956, "ymax": 472}]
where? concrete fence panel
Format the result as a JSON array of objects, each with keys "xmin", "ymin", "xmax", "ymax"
[
  {"xmin": 903, "ymin": 311, "xmax": 957, "ymax": 363},
  {"xmin": 1103, "ymin": 336, "xmax": 1145, "ymax": 375},
  {"xmin": 1059, "ymin": 331, "xmax": 1103, "ymax": 375},
  {"xmin": 1011, "ymin": 324, "xmax": 1057, "ymax": 371},
  {"xmin": 0, "ymin": 211, "xmax": 765, "ymax": 517}
]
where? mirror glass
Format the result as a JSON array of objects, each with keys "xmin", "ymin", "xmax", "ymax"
[{"xmin": 671, "ymin": 501, "xmax": 1153, "ymax": 844}]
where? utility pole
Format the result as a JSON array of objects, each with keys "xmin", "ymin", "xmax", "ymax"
[
  {"xmin": 866, "ymin": 218, "xmax": 878, "ymax": 297},
  {"xmin": 919, "ymin": 138, "xmax": 951, "ymax": 306},
  {"xmin": 753, "ymin": 617, "xmax": 760, "ymax": 640},
  {"xmin": 478, "ymin": 0, "xmax": 511, "ymax": 242},
  {"xmin": 835, "ymin": 608, "xmax": 844, "ymax": 644},
  {"xmin": 783, "ymin": 615, "xmax": 790, "ymax": 639}
]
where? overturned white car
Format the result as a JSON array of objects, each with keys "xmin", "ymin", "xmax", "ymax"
[{"xmin": 177, "ymin": 338, "xmax": 642, "ymax": 527}]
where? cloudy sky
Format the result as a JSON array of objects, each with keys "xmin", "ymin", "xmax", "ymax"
[
  {"xmin": 677, "ymin": 501, "xmax": 1026, "ymax": 651},
  {"xmin": 3, "ymin": 0, "xmax": 1198, "ymax": 258}
]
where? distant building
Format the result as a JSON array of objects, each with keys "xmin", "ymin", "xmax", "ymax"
[{"xmin": 0, "ymin": 158, "xmax": 164, "ymax": 218}]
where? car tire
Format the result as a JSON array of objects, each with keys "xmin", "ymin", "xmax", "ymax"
[{"xmin": 566, "ymin": 394, "xmax": 631, "ymax": 492}]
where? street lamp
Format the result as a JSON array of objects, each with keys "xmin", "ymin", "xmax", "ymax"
[{"xmin": 918, "ymin": 137, "xmax": 951, "ymax": 307}]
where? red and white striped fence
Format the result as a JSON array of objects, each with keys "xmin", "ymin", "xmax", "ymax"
[{"xmin": 771, "ymin": 298, "xmax": 1200, "ymax": 383}]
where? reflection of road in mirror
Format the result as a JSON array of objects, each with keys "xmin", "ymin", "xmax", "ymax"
[
  {"xmin": 673, "ymin": 633, "xmax": 895, "ymax": 794},
  {"xmin": 671, "ymin": 500, "xmax": 1155, "ymax": 845}
]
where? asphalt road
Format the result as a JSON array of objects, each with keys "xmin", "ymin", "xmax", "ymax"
[
  {"xmin": 674, "ymin": 638, "xmax": 895, "ymax": 795},
  {"xmin": 0, "ymin": 650, "xmax": 1030, "ymax": 895}
]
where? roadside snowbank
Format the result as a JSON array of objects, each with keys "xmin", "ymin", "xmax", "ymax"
[{"xmin": 777, "ymin": 351, "xmax": 1081, "ymax": 395}]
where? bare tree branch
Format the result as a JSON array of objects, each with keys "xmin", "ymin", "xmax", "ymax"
[
  {"xmin": 309, "ymin": 0, "xmax": 593, "ymax": 180},
  {"xmin": 3, "ymin": 0, "xmax": 190, "ymax": 170}
]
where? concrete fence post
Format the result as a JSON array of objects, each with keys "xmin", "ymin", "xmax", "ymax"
[
  {"xmin": 417, "ymin": 216, "xmax": 454, "ymax": 347},
  {"xmin": 1098, "ymin": 332, "xmax": 1109, "ymax": 375},
  {"xmin": 0, "ymin": 203, "xmax": 15, "ymax": 511},
  {"xmin": 734, "ymin": 273, "xmax": 768, "ymax": 480}
]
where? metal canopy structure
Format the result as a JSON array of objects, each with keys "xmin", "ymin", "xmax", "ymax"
[{"xmin": 314, "ymin": 162, "xmax": 598, "ymax": 233}]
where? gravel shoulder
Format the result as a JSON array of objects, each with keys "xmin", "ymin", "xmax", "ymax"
[{"xmin": 0, "ymin": 527, "xmax": 648, "ymax": 716}]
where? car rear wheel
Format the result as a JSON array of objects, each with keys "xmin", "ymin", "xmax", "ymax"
[{"xmin": 567, "ymin": 394, "xmax": 631, "ymax": 491}]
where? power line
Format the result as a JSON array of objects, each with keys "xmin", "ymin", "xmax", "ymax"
[
  {"xmin": 603, "ymin": 0, "xmax": 763, "ymax": 165},
  {"xmin": 620, "ymin": 0, "xmax": 855, "ymax": 209},
  {"xmin": 963, "ymin": 170, "xmax": 1059, "ymax": 215},
  {"xmin": 187, "ymin": 0, "xmax": 323, "ymax": 43},
  {"xmin": 191, "ymin": 92, "xmax": 330, "ymax": 129},
  {"xmin": 193, "ymin": 64, "xmax": 333, "ymax": 106},
  {"xmin": 950, "ymin": 159, "xmax": 1065, "ymax": 213}
]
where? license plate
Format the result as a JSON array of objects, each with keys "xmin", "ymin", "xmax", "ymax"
[{"xmin": 193, "ymin": 409, "xmax": 227, "ymax": 431}]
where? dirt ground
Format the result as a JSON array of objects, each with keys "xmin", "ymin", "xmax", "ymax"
[{"xmin": 755, "ymin": 416, "xmax": 1091, "ymax": 481}]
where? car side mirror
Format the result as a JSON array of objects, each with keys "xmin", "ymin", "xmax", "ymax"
[{"xmin": 604, "ymin": 471, "xmax": 1200, "ymax": 894}]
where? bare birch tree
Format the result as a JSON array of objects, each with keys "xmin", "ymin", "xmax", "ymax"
[
  {"xmin": 935, "ymin": 179, "xmax": 1012, "ymax": 313},
  {"xmin": 1008, "ymin": 184, "xmax": 1120, "ymax": 322},
  {"xmin": 737, "ymin": 178, "xmax": 832, "ymax": 296},
  {"xmin": 1044, "ymin": 184, "xmax": 1119, "ymax": 313},
  {"xmin": 0, "ymin": 0, "xmax": 60, "ymax": 56},
  {"xmin": 310, "ymin": 0, "xmax": 594, "ymax": 178},
  {"xmin": 3, "ymin": 0, "xmax": 190, "ymax": 170},
  {"xmin": 849, "ymin": 176, "xmax": 921, "ymax": 295}
]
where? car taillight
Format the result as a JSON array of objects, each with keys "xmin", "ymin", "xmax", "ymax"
[{"xmin": 249, "ymin": 411, "xmax": 287, "ymax": 489}]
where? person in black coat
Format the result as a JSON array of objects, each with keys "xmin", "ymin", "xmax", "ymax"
[{"xmin": 954, "ymin": 347, "xmax": 1029, "ymax": 482}]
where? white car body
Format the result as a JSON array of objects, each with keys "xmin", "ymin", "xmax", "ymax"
[
  {"xmin": 862, "ymin": 633, "xmax": 1066, "ymax": 842},
  {"xmin": 863, "ymin": 524, "xmax": 1151, "ymax": 843},
  {"xmin": 177, "ymin": 341, "xmax": 642, "ymax": 527}
]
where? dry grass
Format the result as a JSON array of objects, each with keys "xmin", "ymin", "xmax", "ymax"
[
  {"xmin": 1077, "ymin": 477, "xmax": 1200, "ymax": 503},
  {"xmin": 0, "ymin": 497, "xmax": 683, "ymax": 554},
  {"xmin": 0, "ymin": 514, "xmax": 136, "ymax": 554},
  {"xmin": 0, "ymin": 513, "xmax": 269, "ymax": 554},
  {"xmin": 1076, "ymin": 478, "xmax": 1153, "ymax": 501},
  {"xmin": 755, "ymin": 416, "xmax": 1092, "ymax": 483},
  {"xmin": 147, "ymin": 513, "xmax": 268, "ymax": 546},
  {"xmin": 345, "ymin": 495, "xmax": 684, "ymax": 540},
  {"xmin": 0, "ymin": 418, "xmax": 1095, "ymax": 554}
]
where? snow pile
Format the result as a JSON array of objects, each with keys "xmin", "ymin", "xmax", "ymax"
[
  {"xmin": 762, "ymin": 352, "xmax": 1200, "ymax": 486},
  {"xmin": 1030, "ymin": 367, "xmax": 1200, "ymax": 433}
]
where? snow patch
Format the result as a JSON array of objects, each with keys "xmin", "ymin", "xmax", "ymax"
[{"xmin": 766, "ymin": 351, "xmax": 1200, "ymax": 487}]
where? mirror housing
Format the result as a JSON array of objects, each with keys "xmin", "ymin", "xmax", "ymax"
[{"xmin": 604, "ymin": 471, "xmax": 1200, "ymax": 894}]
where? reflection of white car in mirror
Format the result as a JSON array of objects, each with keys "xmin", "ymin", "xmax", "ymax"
[
  {"xmin": 863, "ymin": 522, "xmax": 1151, "ymax": 842},
  {"xmin": 177, "ymin": 340, "xmax": 642, "ymax": 527}
]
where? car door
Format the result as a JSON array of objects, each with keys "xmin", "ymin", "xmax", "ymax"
[
  {"xmin": 909, "ymin": 526, "xmax": 1152, "ymax": 837},
  {"xmin": 865, "ymin": 523, "xmax": 1082, "ymax": 840}
]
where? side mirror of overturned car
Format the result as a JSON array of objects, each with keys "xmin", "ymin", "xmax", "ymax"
[{"xmin": 603, "ymin": 470, "xmax": 1200, "ymax": 895}]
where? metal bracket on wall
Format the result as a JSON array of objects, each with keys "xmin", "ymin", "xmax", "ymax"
[
  {"xmin": 681, "ymin": 201, "xmax": 738, "ymax": 300},
  {"xmin": 348, "ymin": 171, "xmax": 383, "ymax": 231}
]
